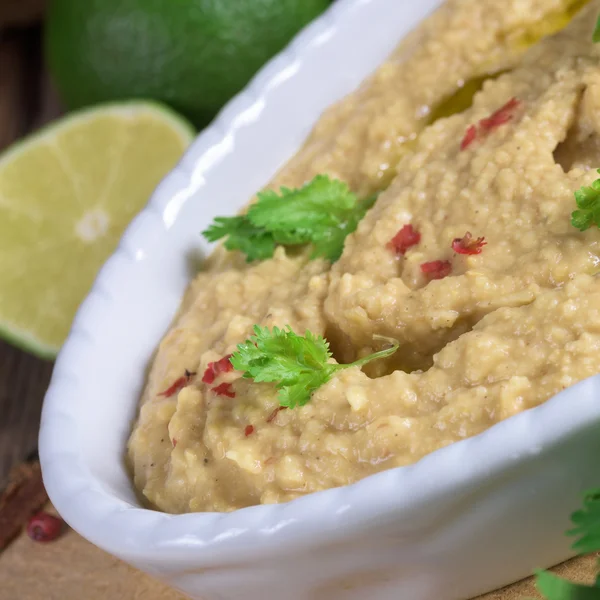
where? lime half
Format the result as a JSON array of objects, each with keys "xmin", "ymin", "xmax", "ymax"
[{"xmin": 0, "ymin": 101, "xmax": 195, "ymax": 359}]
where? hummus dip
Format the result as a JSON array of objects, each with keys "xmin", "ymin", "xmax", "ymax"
[{"xmin": 128, "ymin": 0, "xmax": 600, "ymax": 513}]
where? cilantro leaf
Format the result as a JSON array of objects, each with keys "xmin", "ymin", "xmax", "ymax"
[
  {"xmin": 309, "ymin": 226, "xmax": 349, "ymax": 262},
  {"xmin": 535, "ymin": 488, "xmax": 600, "ymax": 599},
  {"xmin": 536, "ymin": 570, "xmax": 600, "ymax": 600},
  {"xmin": 310, "ymin": 192, "xmax": 379, "ymax": 261},
  {"xmin": 247, "ymin": 175, "xmax": 357, "ymax": 233},
  {"xmin": 232, "ymin": 326, "xmax": 333, "ymax": 386},
  {"xmin": 569, "ymin": 489, "xmax": 600, "ymax": 554},
  {"xmin": 278, "ymin": 370, "xmax": 333, "ymax": 409},
  {"xmin": 571, "ymin": 170, "xmax": 600, "ymax": 231},
  {"xmin": 594, "ymin": 13, "xmax": 600, "ymax": 44},
  {"xmin": 201, "ymin": 175, "xmax": 378, "ymax": 263},
  {"xmin": 230, "ymin": 325, "xmax": 399, "ymax": 408},
  {"xmin": 230, "ymin": 326, "xmax": 336, "ymax": 407},
  {"xmin": 202, "ymin": 216, "xmax": 276, "ymax": 262}
]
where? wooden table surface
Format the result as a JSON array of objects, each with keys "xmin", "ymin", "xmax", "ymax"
[{"xmin": 0, "ymin": 20, "xmax": 60, "ymax": 492}]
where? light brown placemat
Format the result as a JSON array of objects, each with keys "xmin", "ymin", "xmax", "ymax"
[
  {"xmin": 0, "ymin": 504, "xmax": 184, "ymax": 600},
  {"xmin": 0, "ymin": 502, "xmax": 598, "ymax": 600}
]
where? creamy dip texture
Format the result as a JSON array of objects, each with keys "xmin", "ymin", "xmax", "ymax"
[{"xmin": 128, "ymin": 0, "xmax": 600, "ymax": 513}]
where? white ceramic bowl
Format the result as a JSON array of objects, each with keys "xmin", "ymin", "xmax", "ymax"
[{"xmin": 39, "ymin": 0, "xmax": 600, "ymax": 598}]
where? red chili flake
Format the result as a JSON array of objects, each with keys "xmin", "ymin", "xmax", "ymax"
[
  {"xmin": 420, "ymin": 260, "xmax": 452, "ymax": 281},
  {"xmin": 27, "ymin": 512, "xmax": 63, "ymax": 543},
  {"xmin": 159, "ymin": 369, "xmax": 196, "ymax": 397},
  {"xmin": 244, "ymin": 425, "xmax": 254, "ymax": 437},
  {"xmin": 452, "ymin": 231, "xmax": 487, "ymax": 255},
  {"xmin": 211, "ymin": 382, "xmax": 236, "ymax": 398},
  {"xmin": 172, "ymin": 439, "xmax": 178, "ymax": 448},
  {"xmin": 460, "ymin": 98, "xmax": 521, "ymax": 151},
  {"xmin": 201, "ymin": 369, "xmax": 215, "ymax": 385},
  {"xmin": 202, "ymin": 354, "xmax": 233, "ymax": 384},
  {"xmin": 266, "ymin": 406, "xmax": 287, "ymax": 423},
  {"xmin": 479, "ymin": 97, "xmax": 521, "ymax": 132},
  {"xmin": 460, "ymin": 125, "xmax": 477, "ymax": 150},
  {"xmin": 387, "ymin": 224, "xmax": 421, "ymax": 255}
]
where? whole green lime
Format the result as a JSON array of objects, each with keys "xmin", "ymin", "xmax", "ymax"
[{"xmin": 46, "ymin": 0, "xmax": 330, "ymax": 126}]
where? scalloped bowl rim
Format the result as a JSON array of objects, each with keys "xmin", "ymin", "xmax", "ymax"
[{"xmin": 38, "ymin": 0, "xmax": 600, "ymax": 567}]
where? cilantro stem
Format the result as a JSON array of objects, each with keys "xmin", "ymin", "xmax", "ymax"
[
  {"xmin": 357, "ymin": 192, "xmax": 379, "ymax": 213},
  {"xmin": 340, "ymin": 335, "xmax": 400, "ymax": 371}
]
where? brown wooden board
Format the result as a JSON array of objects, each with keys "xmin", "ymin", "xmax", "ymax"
[
  {"xmin": 0, "ymin": 25, "xmax": 60, "ymax": 492},
  {"xmin": 0, "ymin": 0, "xmax": 46, "ymax": 28}
]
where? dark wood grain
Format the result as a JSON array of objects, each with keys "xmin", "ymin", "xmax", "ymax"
[
  {"xmin": 0, "ymin": 0, "xmax": 46, "ymax": 28},
  {"xmin": 0, "ymin": 461, "xmax": 48, "ymax": 550},
  {"xmin": 0, "ymin": 29, "xmax": 29, "ymax": 149},
  {"xmin": 0, "ymin": 340, "xmax": 53, "ymax": 490},
  {"xmin": 0, "ymin": 25, "xmax": 59, "ymax": 491}
]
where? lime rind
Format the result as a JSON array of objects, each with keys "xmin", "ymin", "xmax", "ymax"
[
  {"xmin": 0, "ymin": 100, "xmax": 196, "ymax": 169},
  {"xmin": 0, "ymin": 320, "xmax": 59, "ymax": 361}
]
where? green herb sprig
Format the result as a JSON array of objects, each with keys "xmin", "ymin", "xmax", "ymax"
[
  {"xmin": 202, "ymin": 175, "xmax": 377, "ymax": 262},
  {"xmin": 230, "ymin": 325, "xmax": 398, "ymax": 408},
  {"xmin": 535, "ymin": 489, "xmax": 600, "ymax": 598},
  {"xmin": 571, "ymin": 170, "xmax": 600, "ymax": 231},
  {"xmin": 594, "ymin": 12, "xmax": 600, "ymax": 44}
]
